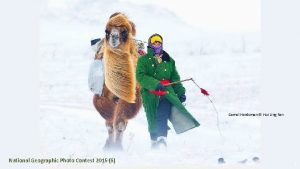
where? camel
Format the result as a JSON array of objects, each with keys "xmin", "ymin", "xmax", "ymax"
[{"xmin": 92, "ymin": 12, "xmax": 142, "ymax": 150}]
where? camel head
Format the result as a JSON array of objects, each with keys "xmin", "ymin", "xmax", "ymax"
[{"xmin": 105, "ymin": 12, "xmax": 136, "ymax": 49}]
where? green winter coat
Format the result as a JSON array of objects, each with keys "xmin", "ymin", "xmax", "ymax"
[{"xmin": 136, "ymin": 47, "xmax": 200, "ymax": 133}]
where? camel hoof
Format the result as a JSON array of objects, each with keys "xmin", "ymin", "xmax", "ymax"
[
  {"xmin": 103, "ymin": 141, "xmax": 123, "ymax": 152},
  {"xmin": 103, "ymin": 145, "xmax": 123, "ymax": 152},
  {"xmin": 113, "ymin": 143, "xmax": 123, "ymax": 151},
  {"xmin": 103, "ymin": 139, "xmax": 114, "ymax": 151}
]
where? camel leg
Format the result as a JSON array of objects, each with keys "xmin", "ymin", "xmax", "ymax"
[
  {"xmin": 113, "ymin": 103, "xmax": 128, "ymax": 150},
  {"xmin": 93, "ymin": 94, "xmax": 116, "ymax": 120},
  {"xmin": 93, "ymin": 86, "xmax": 141, "ymax": 151},
  {"xmin": 93, "ymin": 91, "xmax": 116, "ymax": 150},
  {"xmin": 103, "ymin": 121, "xmax": 114, "ymax": 150},
  {"xmin": 113, "ymin": 89, "xmax": 142, "ymax": 150}
]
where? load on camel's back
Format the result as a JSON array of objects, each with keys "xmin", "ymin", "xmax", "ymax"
[{"xmin": 88, "ymin": 12, "xmax": 144, "ymax": 151}]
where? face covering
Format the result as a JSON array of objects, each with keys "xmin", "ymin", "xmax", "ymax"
[{"xmin": 150, "ymin": 43, "xmax": 162, "ymax": 55}]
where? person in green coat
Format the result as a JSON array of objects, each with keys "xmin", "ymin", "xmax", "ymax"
[{"xmin": 136, "ymin": 33, "xmax": 200, "ymax": 149}]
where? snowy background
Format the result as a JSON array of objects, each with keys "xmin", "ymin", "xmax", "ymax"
[{"xmin": 39, "ymin": 0, "xmax": 261, "ymax": 167}]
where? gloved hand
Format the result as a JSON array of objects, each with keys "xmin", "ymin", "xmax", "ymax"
[
  {"xmin": 179, "ymin": 94, "xmax": 186, "ymax": 103},
  {"xmin": 155, "ymin": 83, "xmax": 165, "ymax": 91}
]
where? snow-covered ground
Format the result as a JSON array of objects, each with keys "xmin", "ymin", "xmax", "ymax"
[{"xmin": 39, "ymin": 0, "xmax": 261, "ymax": 167}]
